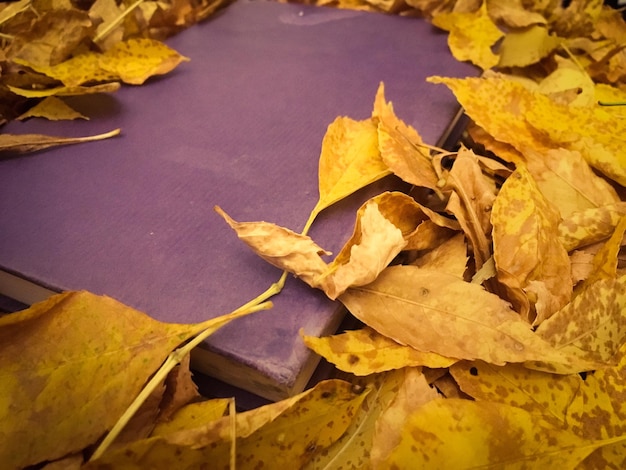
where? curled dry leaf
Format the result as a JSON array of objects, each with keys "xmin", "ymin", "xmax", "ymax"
[
  {"xmin": 0, "ymin": 128, "xmax": 120, "ymax": 156},
  {"xmin": 16, "ymin": 96, "xmax": 89, "ymax": 121},
  {"xmin": 558, "ymin": 202, "xmax": 626, "ymax": 252}
]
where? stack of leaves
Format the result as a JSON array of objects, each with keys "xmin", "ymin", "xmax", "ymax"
[
  {"xmin": 0, "ymin": 0, "xmax": 227, "ymax": 143},
  {"xmin": 3, "ymin": 0, "xmax": 626, "ymax": 468}
]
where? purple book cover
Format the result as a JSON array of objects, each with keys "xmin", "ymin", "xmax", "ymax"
[{"xmin": 0, "ymin": 0, "xmax": 476, "ymax": 400}]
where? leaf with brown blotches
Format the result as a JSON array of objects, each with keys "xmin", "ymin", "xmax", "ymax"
[
  {"xmin": 583, "ymin": 216, "xmax": 626, "ymax": 286},
  {"xmin": 486, "ymin": 0, "xmax": 548, "ymax": 28},
  {"xmin": 529, "ymin": 274, "xmax": 626, "ymax": 373},
  {"xmin": 338, "ymin": 265, "xmax": 570, "ymax": 366},
  {"xmin": 0, "ymin": 128, "xmax": 120, "ymax": 156},
  {"xmin": 491, "ymin": 164, "xmax": 572, "ymax": 324},
  {"xmin": 370, "ymin": 368, "xmax": 439, "ymax": 467},
  {"xmin": 85, "ymin": 380, "xmax": 368, "ymax": 470},
  {"xmin": 409, "ymin": 233, "xmax": 467, "ymax": 279},
  {"xmin": 0, "ymin": 291, "xmax": 253, "ymax": 469},
  {"xmin": 302, "ymin": 327, "xmax": 455, "ymax": 376},
  {"xmin": 385, "ymin": 398, "xmax": 620, "ymax": 468},
  {"xmin": 559, "ymin": 202, "xmax": 626, "ymax": 251}
]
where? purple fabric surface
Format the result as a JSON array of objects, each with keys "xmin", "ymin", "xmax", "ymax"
[{"xmin": 0, "ymin": 0, "xmax": 477, "ymax": 390}]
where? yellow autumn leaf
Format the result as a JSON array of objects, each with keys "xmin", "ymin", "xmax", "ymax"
[
  {"xmin": 16, "ymin": 96, "xmax": 88, "ymax": 121},
  {"xmin": 15, "ymin": 38, "xmax": 189, "ymax": 87},
  {"xmin": 372, "ymin": 82, "xmax": 439, "ymax": 192},
  {"xmin": 86, "ymin": 380, "xmax": 368, "ymax": 470},
  {"xmin": 431, "ymin": 2, "xmax": 504, "ymax": 70},
  {"xmin": 386, "ymin": 398, "xmax": 622, "ymax": 468},
  {"xmin": 338, "ymin": 265, "xmax": 570, "ymax": 366},
  {"xmin": 584, "ymin": 216, "xmax": 626, "ymax": 286},
  {"xmin": 151, "ymin": 399, "xmax": 231, "ymax": 437},
  {"xmin": 311, "ymin": 113, "xmax": 390, "ymax": 225},
  {"xmin": 522, "ymin": 147, "xmax": 620, "ymax": 218},
  {"xmin": 491, "ymin": 164, "xmax": 572, "ymax": 324},
  {"xmin": 537, "ymin": 57, "xmax": 595, "ymax": 107},
  {"xmin": 98, "ymin": 38, "xmax": 190, "ymax": 85},
  {"xmin": 558, "ymin": 202, "xmax": 626, "ymax": 251},
  {"xmin": 530, "ymin": 274, "xmax": 626, "ymax": 373},
  {"xmin": 7, "ymin": 82, "xmax": 121, "ymax": 98},
  {"xmin": 302, "ymin": 327, "xmax": 455, "ymax": 375},
  {"xmin": 409, "ymin": 232, "xmax": 468, "ymax": 279},
  {"xmin": 0, "ymin": 291, "xmax": 254, "ymax": 469},
  {"xmin": 498, "ymin": 25, "xmax": 562, "ymax": 68},
  {"xmin": 13, "ymin": 54, "xmax": 118, "ymax": 87},
  {"xmin": 304, "ymin": 371, "xmax": 410, "ymax": 470},
  {"xmin": 450, "ymin": 361, "xmax": 581, "ymax": 427},
  {"xmin": 370, "ymin": 367, "xmax": 439, "ymax": 467}
]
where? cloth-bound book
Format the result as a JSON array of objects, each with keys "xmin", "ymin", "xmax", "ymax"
[{"xmin": 0, "ymin": 0, "xmax": 476, "ymax": 400}]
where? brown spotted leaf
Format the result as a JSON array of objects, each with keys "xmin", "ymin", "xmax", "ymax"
[
  {"xmin": 559, "ymin": 202, "xmax": 626, "ymax": 252},
  {"xmin": 0, "ymin": 291, "xmax": 251, "ymax": 469},
  {"xmin": 85, "ymin": 380, "xmax": 368, "ymax": 470},
  {"xmin": 301, "ymin": 327, "xmax": 455, "ymax": 376},
  {"xmin": 385, "ymin": 398, "xmax": 613, "ymax": 468}
]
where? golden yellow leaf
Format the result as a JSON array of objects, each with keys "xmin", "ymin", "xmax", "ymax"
[
  {"xmin": 524, "ymin": 89, "xmax": 626, "ymax": 187},
  {"xmin": 559, "ymin": 202, "xmax": 626, "ymax": 251},
  {"xmin": 85, "ymin": 380, "xmax": 368, "ymax": 470},
  {"xmin": 370, "ymin": 367, "xmax": 439, "ymax": 467},
  {"xmin": 16, "ymin": 96, "xmax": 88, "ymax": 121},
  {"xmin": 302, "ymin": 327, "xmax": 455, "ymax": 376},
  {"xmin": 584, "ymin": 216, "xmax": 626, "ymax": 285},
  {"xmin": 580, "ymin": 442, "xmax": 626, "ymax": 469},
  {"xmin": 13, "ymin": 53, "xmax": 118, "ymax": 88},
  {"xmin": 98, "ymin": 38, "xmax": 190, "ymax": 85},
  {"xmin": 530, "ymin": 274, "xmax": 626, "ymax": 372},
  {"xmin": 312, "ymin": 114, "xmax": 390, "ymax": 222},
  {"xmin": 386, "ymin": 398, "xmax": 612, "ymax": 468},
  {"xmin": 491, "ymin": 164, "xmax": 572, "ymax": 324},
  {"xmin": 498, "ymin": 25, "xmax": 561, "ymax": 68},
  {"xmin": 522, "ymin": 147, "xmax": 620, "ymax": 218},
  {"xmin": 537, "ymin": 58, "xmax": 595, "ymax": 107},
  {"xmin": 304, "ymin": 371, "xmax": 408, "ymax": 470},
  {"xmin": 0, "ymin": 291, "xmax": 248, "ymax": 469},
  {"xmin": 431, "ymin": 2, "xmax": 504, "ymax": 70},
  {"xmin": 450, "ymin": 361, "xmax": 581, "ymax": 427},
  {"xmin": 372, "ymin": 82, "xmax": 439, "ymax": 192},
  {"xmin": 7, "ymin": 82, "xmax": 121, "ymax": 98},
  {"xmin": 151, "ymin": 399, "xmax": 231, "ymax": 437},
  {"xmin": 338, "ymin": 265, "xmax": 569, "ymax": 366}
]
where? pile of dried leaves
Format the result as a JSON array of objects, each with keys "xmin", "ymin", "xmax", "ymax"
[{"xmin": 2, "ymin": 0, "xmax": 626, "ymax": 468}]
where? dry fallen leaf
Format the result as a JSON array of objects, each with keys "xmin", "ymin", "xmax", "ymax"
[
  {"xmin": 0, "ymin": 291, "xmax": 254, "ymax": 468},
  {"xmin": 0, "ymin": 128, "xmax": 120, "ymax": 156}
]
